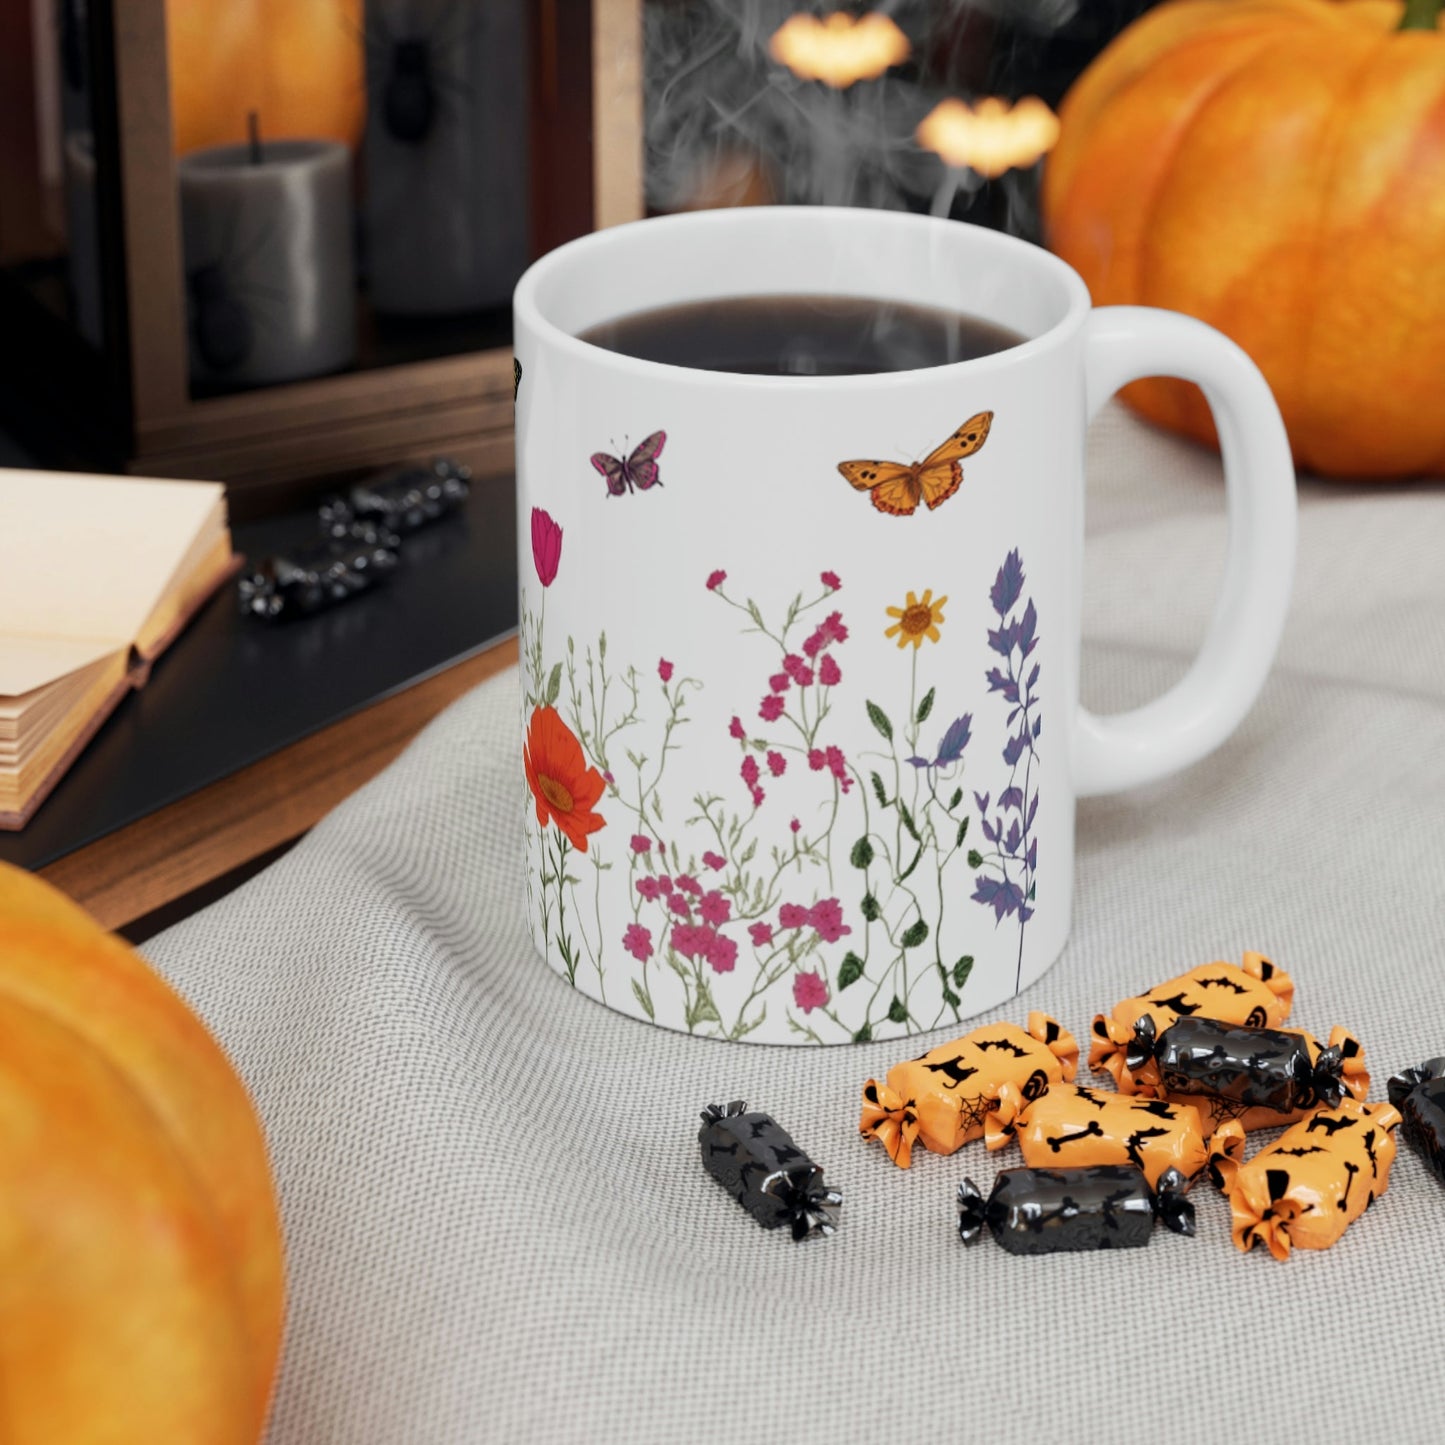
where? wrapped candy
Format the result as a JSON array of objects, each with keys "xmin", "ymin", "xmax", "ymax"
[
  {"xmin": 860, "ymin": 1013, "xmax": 1078, "ymax": 1169},
  {"xmin": 237, "ymin": 529, "xmax": 400, "ymax": 621},
  {"xmin": 698, "ymin": 1101, "xmax": 842, "ymax": 1240},
  {"xmin": 1387, "ymin": 1057, "xmax": 1445, "ymax": 1185},
  {"xmin": 1127, "ymin": 1016, "xmax": 1367, "ymax": 1131},
  {"xmin": 985, "ymin": 1082, "xmax": 1209, "ymax": 1187},
  {"xmin": 1090, "ymin": 951, "xmax": 1294, "ymax": 1093},
  {"xmin": 1209, "ymin": 1098, "xmax": 1401, "ymax": 1259},
  {"xmin": 957, "ymin": 1164, "xmax": 1194, "ymax": 1254}
]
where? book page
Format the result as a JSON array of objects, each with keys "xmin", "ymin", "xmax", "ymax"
[
  {"xmin": 0, "ymin": 635, "xmax": 124, "ymax": 699},
  {"xmin": 0, "ymin": 468, "xmax": 226, "ymax": 670}
]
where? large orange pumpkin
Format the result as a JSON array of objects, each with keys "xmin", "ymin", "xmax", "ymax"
[
  {"xmin": 166, "ymin": 0, "xmax": 365, "ymax": 155},
  {"xmin": 0, "ymin": 865, "xmax": 284, "ymax": 1442},
  {"xmin": 1043, "ymin": 0, "xmax": 1445, "ymax": 477}
]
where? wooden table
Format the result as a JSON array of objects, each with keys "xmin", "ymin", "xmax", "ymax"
[{"xmin": 0, "ymin": 483, "xmax": 518, "ymax": 934}]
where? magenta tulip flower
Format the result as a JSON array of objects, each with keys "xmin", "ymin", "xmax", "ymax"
[{"xmin": 531, "ymin": 507, "xmax": 562, "ymax": 587}]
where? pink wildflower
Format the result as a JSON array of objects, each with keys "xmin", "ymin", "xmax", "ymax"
[
  {"xmin": 699, "ymin": 890, "xmax": 731, "ymax": 926},
  {"xmin": 790, "ymin": 818, "xmax": 801, "ymax": 833},
  {"xmin": 656, "ymin": 875, "xmax": 672, "ymax": 891},
  {"xmin": 658, "ymin": 658, "xmax": 674, "ymax": 682},
  {"xmin": 793, "ymin": 970, "xmax": 829, "ymax": 1014},
  {"xmin": 635, "ymin": 877, "xmax": 661, "ymax": 901},
  {"xmin": 819, "ymin": 654, "xmax": 842, "ymax": 687},
  {"xmin": 779, "ymin": 903, "xmax": 811, "ymax": 930},
  {"xmin": 741, "ymin": 756, "xmax": 760, "ymax": 787},
  {"xmin": 783, "ymin": 654, "xmax": 808, "ymax": 683},
  {"xmin": 623, "ymin": 923, "xmax": 654, "ymax": 962},
  {"xmin": 669, "ymin": 893, "xmax": 690, "ymax": 917},
  {"xmin": 749, "ymin": 921, "xmax": 774, "ymax": 948},
  {"xmin": 808, "ymin": 748, "xmax": 826, "ymax": 772},
  {"xmin": 706, "ymin": 569, "xmax": 727, "ymax": 591},
  {"xmin": 808, "ymin": 897, "xmax": 852, "ymax": 943},
  {"xmin": 706, "ymin": 931, "xmax": 738, "ymax": 974},
  {"xmin": 729, "ymin": 716, "xmax": 746, "ymax": 741},
  {"xmin": 823, "ymin": 610, "xmax": 849, "ymax": 645},
  {"xmin": 769, "ymin": 672, "xmax": 790, "ymax": 694},
  {"xmin": 750, "ymin": 785, "xmax": 766, "ymax": 808},
  {"xmin": 824, "ymin": 745, "xmax": 853, "ymax": 793},
  {"xmin": 821, "ymin": 570, "xmax": 841, "ymax": 590},
  {"xmin": 802, "ymin": 631, "xmax": 822, "ymax": 659},
  {"xmin": 702, "ymin": 850, "xmax": 726, "ymax": 871},
  {"xmin": 766, "ymin": 750, "xmax": 787, "ymax": 777},
  {"xmin": 759, "ymin": 695, "xmax": 785, "ymax": 722},
  {"xmin": 675, "ymin": 874, "xmax": 702, "ymax": 896},
  {"xmin": 671, "ymin": 923, "xmax": 711, "ymax": 960},
  {"xmin": 630, "ymin": 834, "xmax": 651, "ymax": 853}
]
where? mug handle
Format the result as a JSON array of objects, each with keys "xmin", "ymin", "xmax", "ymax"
[{"xmin": 1075, "ymin": 306, "xmax": 1297, "ymax": 798}]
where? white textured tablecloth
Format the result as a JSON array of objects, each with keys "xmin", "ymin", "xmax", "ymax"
[{"xmin": 145, "ymin": 406, "xmax": 1445, "ymax": 1445}]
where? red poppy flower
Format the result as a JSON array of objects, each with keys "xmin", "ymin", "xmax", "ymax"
[{"xmin": 524, "ymin": 705, "xmax": 605, "ymax": 851}]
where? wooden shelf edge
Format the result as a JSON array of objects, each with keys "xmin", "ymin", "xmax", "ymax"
[{"xmin": 39, "ymin": 638, "xmax": 518, "ymax": 931}]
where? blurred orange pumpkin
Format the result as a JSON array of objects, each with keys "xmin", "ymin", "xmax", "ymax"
[
  {"xmin": 1043, "ymin": 0, "xmax": 1445, "ymax": 478},
  {"xmin": 0, "ymin": 864, "xmax": 284, "ymax": 1443},
  {"xmin": 166, "ymin": 0, "xmax": 365, "ymax": 155}
]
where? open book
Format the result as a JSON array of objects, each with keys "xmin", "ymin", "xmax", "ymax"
[{"xmin": 0, "ymin": 469, "xmax": 238, "ymax": 829}]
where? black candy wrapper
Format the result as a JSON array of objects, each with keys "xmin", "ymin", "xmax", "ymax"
[
  {"xmin": 699, "ymin": 1102, "xmax": 842, "ymax": 1241},
  {"xmin": 957, "ymin": 1164, "xmax": 1194, "ymax": 1254},
  {"xmin": 1388, "ymin": 1057, "xmax": 1445, "ymax": 1185},
  {"xmin": 1128, "ymin": 1014, "xmax": 1344, "ymax": 1114},
  {"xmin": 237, "ymin": 527, "xmax": 400, "ymax": 621}
]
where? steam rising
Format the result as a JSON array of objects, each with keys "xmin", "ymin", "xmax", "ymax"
[{"xmin": 644, "ymin": 1, "xmax": 1093, "ymax": 235}]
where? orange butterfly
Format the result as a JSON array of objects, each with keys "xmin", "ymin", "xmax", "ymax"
[{"xmin": 838, "ymin": 411, "xmax": 994, "ymax": 517}]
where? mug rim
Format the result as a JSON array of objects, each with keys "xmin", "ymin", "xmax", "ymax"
[{"xmin": 513, "ymin": 206, "xmax": 1092, "ymax": 391}]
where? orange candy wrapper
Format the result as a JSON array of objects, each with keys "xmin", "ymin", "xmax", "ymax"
[
  {"xmin": 985, "ymin": 1082, "xmax": 1210, "ymax": 1188},
  {"xmin": 1143, "ymin": 1023, "xmax": 1369, "ymax": 1133},
  {"xmin": 1090, "ymin": 951, "xmax": 1294, "ymax": 1094},
  {"xmin": 859, "ymin": 1012, "xmax": 1078, "ymax": 1169},
  {"xmin": 1209, "ymin": 1098, "xmax": 1401, "ymax": 1260}
]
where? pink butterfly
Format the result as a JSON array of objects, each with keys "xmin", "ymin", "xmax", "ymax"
[{"xmin": 590, "ymin": 431, "xmax": 666, "ymax": 495}]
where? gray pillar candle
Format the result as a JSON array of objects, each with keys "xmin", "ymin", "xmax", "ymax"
[
  {"xmin": 178, "ymin": 139, "xmax": 358, "ymax": 389},
  {"xmin": 63, "ymin": 132, "xmax": 103, "ymax": 350},
  {"xmin": 362, "ymin": 0, "xmax": 530, "ymax": 317}
]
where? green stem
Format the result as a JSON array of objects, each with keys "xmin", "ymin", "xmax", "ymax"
[{"xmin": 1400, "ymin": 0, "xmax": 1441, "ymax": 31}]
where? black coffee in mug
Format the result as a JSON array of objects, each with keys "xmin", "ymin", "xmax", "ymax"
[{"xmin": 577, "ymin": 294, "xmax": 1025, "ymax": 376}]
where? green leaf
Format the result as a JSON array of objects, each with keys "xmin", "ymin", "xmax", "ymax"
[
  {"xmin": 953, "ymin": 955, "xmax": 974, "ymax": 988},
  {"xmin": 916, "ymin": 687, "xmax": 936, "ymax": 724},
  {"xmin": 942, "ymin": 987, "xmax": 961, "ymax": 1009},
  {"xmin": 631, "ymin": 979, "xmax": 655, "ymax": 1021},
  {"xmin": 955, "ymin": 816, "xmax": 970, "ymax": 848},
  {"xmin": 838, "ymin": 952, "xmax": 865, "ymax": 989},
  {"xmin": 544, "ymin": 661, "xmax": 563, "ymax": 706},
  {"xmin": 887, "ymin": 996, "xmax": 908, "ymax": 1024},
  {"xmin": 898, "ymin": 801, "xmax": 920, "ymax": 841},
  {"xmin": 865, "ymin": 700, "xmax": 894, "ymax": 742},
  {"xmin": 686, "ymin": 981, "xmax": 721, "ymax": 1028},
  {"xmin": 732, "ymin": 1005, "xmax": 766, "ymax": 1039},
  {"xmin": 598, "ymin": 631, "xmax": 607, "ymax": 659},
  {"xmin": 901, "ymin": 919, "xmax": 929, "ymax": 949},
  {"xmin": 1028, "ymin": 882, "xmax": 1036, "ymax": 901},
  {"xmin": 740, "ymin": 840, "xmax": 757, "ymax": 866},
  {"xmin": 896, "ymin": 845, "xmax": 923, "ymax": 884},
  {"xmin": 853, "ymin": 1023, "xmax": 873, "ymax": 1044},
  {"xmin": 949, "ymin": 787, "xmax": 964, "ymax": 810},
  {"xmin": 967, "ymin": 849, "xmax": 984, "ymax": 869},
  {"xmin": 850, "ymin": 836, "xmax": 875, "ymax": 869},
  {"xmin": 871, "ymin": 771, "xmax": 888, "ymax": 809},
  {"xmin": 860, "ymin": 893, "xmax": 881, "ymax": 922}
]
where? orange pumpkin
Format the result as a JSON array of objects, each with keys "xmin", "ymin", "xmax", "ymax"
[
  {"xmin": 1043, "ymin": 0, "xmax": 1445, "ymax": 477},
  {"xmin": 0, "ymin": 865, "xmax": 284, "ymax": 1443},
  {"xmin": 166, "ymin": 0, "xmax": 365, "ymax": 155}
]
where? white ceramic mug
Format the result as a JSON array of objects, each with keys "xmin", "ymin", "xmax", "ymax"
[{"xmin": 512, "ymin": 207, "xmax": 1295, "ymax": 1046}]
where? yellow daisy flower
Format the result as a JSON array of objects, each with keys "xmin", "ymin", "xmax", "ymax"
[{"xmin": 884, "ymin": 589, "xmax": 947, "ymax": 649}]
